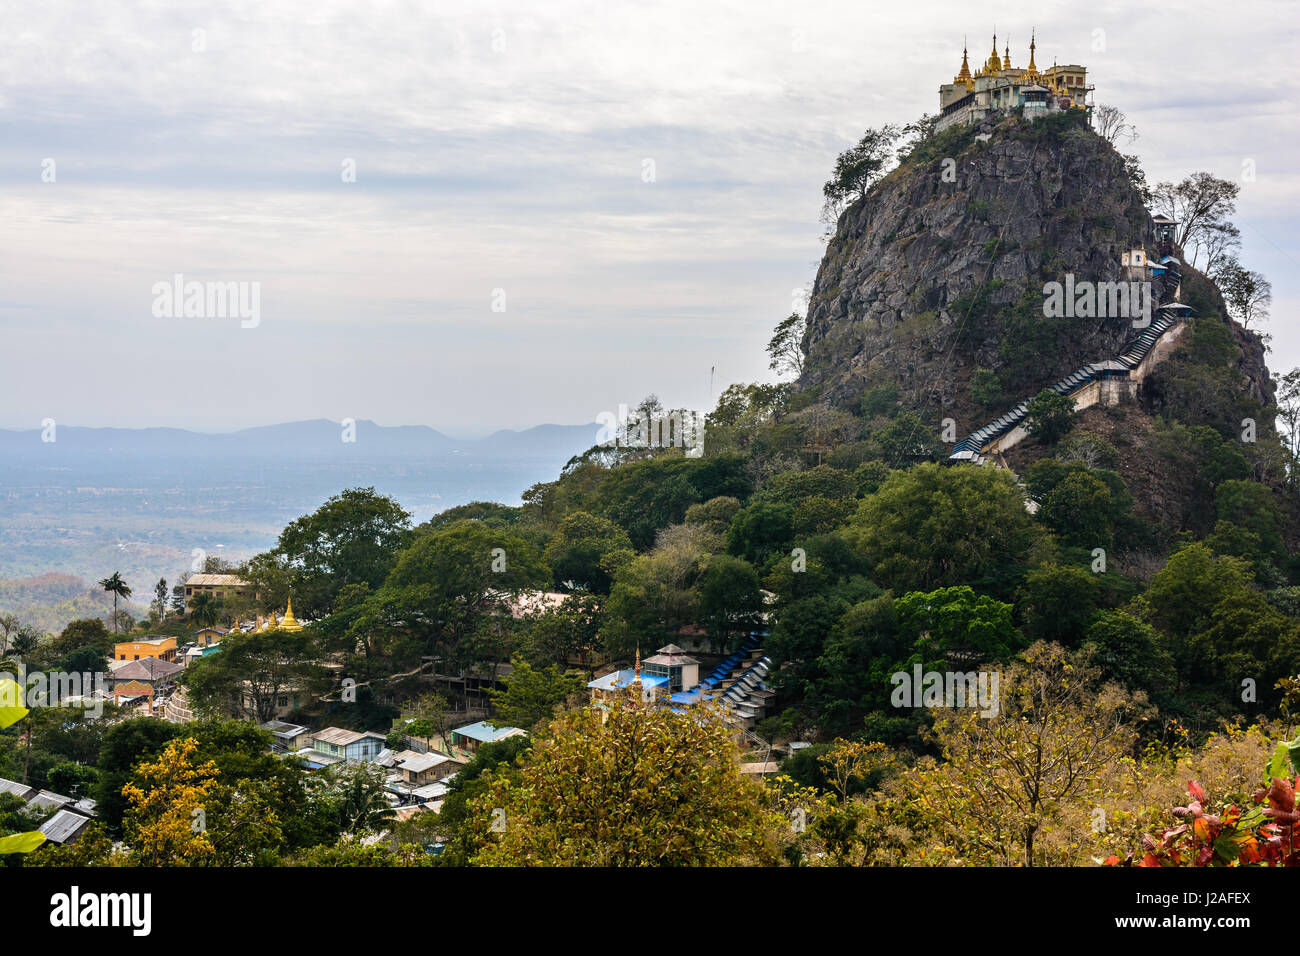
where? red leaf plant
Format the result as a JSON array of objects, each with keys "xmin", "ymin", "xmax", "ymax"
[{"xmin": 1106, "ymin": 777, "xmax": 1299, "ymax": 867}]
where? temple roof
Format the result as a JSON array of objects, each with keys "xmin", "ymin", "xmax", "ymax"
[
  {"xmin": 645, "ymin": 644, "xmax": 699, "ymax": 666},
  {"xmin": 112, "ymin": 657, "xmax": 184, "ymax": 682}
]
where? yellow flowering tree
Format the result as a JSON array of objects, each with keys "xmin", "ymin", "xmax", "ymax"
[
  {"xmin": 468, "ymin": 700, "xmax": 788, "ymax": 866},
  {"xmin": 121, "ymin": 738, "xmax": 220, "ymax": 866}
]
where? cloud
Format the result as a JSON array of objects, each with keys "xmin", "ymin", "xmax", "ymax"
[{"xmin": 0, "ymin": 0, "xmax": 1295, "ymax": 430}]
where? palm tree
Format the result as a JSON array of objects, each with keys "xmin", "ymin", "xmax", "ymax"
[
  {"xmin": 189, "ymin": 591, "xmax": 221, "ymax": 629},
  {"xmin": 98, "ymin": 572, "xmax": 132, "ymax": 634}
]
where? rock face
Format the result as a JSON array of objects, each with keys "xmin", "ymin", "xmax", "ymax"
[
  {"xmin": 800, "ymin": 115, "xmax": 1178, "ymax": 429},
  {"xmin": 1230, "ymin": 322, "xmax": 1275, "ymax": 408}
]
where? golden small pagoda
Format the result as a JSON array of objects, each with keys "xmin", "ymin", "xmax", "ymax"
[
  {"xmin": 954, "ymin": 40, "xmax": 974, "ymax": 89},
  {"xmin": 1023, "ymin": 31, "xmax": 1041, "ymax": 84},
  {"xmin": 279, "ymin": 596, "xmax": 303, "ymax": 633}
]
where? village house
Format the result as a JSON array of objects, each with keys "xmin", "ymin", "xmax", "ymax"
[
  {"xmin": 0, "ymin": 778, "xmax": 98, "ymax": 847},
  {"xmin": 190, "ymin": 625, "xmax": 229, "ymax": 647},
  {"xmin": 587, "ymin": 648, "xmax": 675, "ymax": 715},
  {"xmin": 260, "ymin": 719, "xmax": 312, "ymax": 754},
  {"xmin": 182, "ymin": 643, "xmax": 222, "ymax": 668},
  {"xmin": 237, "ymin": 679, "xmax": 306, "ymax": 721},
  {"xmin": 110, "ymin": 657, "xmax": 184, "ymax": 714},
  {"xmin": 296, "ymin": 727, "xmax": 387, "ymax": 768},
  {"xmin": 114, "ymin": 636, "xmax": 177, "ymax": 663},
  {"xmin": 39, "ymin": 808, "xmax": 93, "ymax": 846},
  {"xmin": 182, "ymin": 572, "xmax": 254, "ymax": 610},
  {"xmin": 0, "ymin": 778, "xmax": 35, "ymax": 801},
  {"xmin": 383, "ymin": 749, "xmax": 464, "ymax": 788},
  {"xmin": 446, "ymin": 720, "xmax": 526, "ymax": 757}
]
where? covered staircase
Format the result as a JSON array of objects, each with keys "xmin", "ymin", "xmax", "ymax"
[
  {"xmin": 951, "ymin": 288, "xmax": 1190, "ymax": 467},
  {"xmin": 671, "ymin": 633, "xmax": 774, "ymax": 729}
]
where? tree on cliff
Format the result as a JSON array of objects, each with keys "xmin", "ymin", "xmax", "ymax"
[
  {"xmin": 1216, "ymin": 256, "xmax": 1271, "ymax": 331},
  {"xmin": 1092, "ymin": 104, "xmax": 1137, "ymax": 146},
  {"xmin": 767, "ymin": 312, "xmax": 806, "ymax": 378},
  {"xmin": 1275, "ymin": 368, "xmax": 1300, "ymax": 486},
  {"xmin": 821, "ymin": 125, "xmax": 900, "ymax": 222},
  {"xmin": 1151, "ymin": 172, "xmax": 1239, "ymax": 271}
]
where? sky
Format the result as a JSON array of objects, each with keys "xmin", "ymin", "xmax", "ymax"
[{"xmin": 0, "ymin": 0, "xmax": 1296, "ymax": 434}]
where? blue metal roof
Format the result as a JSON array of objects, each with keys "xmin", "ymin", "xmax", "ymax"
[{"xmin": 585, "ymin": 670, "xmax": 669, "ymax": 692}]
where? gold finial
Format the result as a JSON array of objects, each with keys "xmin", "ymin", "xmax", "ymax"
[
  {"xmin": 1003, "ymin": 39, "xmax": 1011, "ymax": 70},
  {"xmin": 956, "ymin": 38, "xmax": 972, "ymax": 82},
  {"xmin": 1027, "ymin": 30, "xmax": 1038, "ymax": 77}
]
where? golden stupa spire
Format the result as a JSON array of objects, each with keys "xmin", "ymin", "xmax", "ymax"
[
  {"xmin": 1003, "ymin": 39, "xmax": 1011, "ymax": 70},
  {"xmin": 625, "ymin": 645, "xmax": 643, "ymax": 704},
  {"xmin": 1025, "ymin": 30, "xmax": 1039, "ymax": 80},
  {"xmin": 279, "ymin": 595, "xmax": 303, "ymax": 632},
  {"xmin": 956, "ymin": 38, "xmax": 972, "ymax": 83},
  {"xmin": 985, "ymin": 31, "xmax": 1002, "ymax": 73}
]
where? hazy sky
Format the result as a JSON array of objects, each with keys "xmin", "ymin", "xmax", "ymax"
[{"xmin": 1, "ymin": 0, "xmax": 1295, "ymax": 433}]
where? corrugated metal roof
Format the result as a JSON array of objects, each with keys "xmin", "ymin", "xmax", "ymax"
[
  {"xmin": 184, "ymin": 573, "xmax": 248, "ymax": 587},
  {"xmin": 28, "ymin": 790, "xmax": 74, "ymax": 812},
  {"xmin": 397, "ymin": 751, "xmax": 453, "ymax": 774},
  {"xmin": 451, "ymin": 720, "xmax": 527, "ymax": 743},
  {"xmin": 260, "ymin": 719, "xmax": 308, "ymax": 736},
  {"xmin": 411, "ymin": 782, "xmax": 452, "ymax": 800},
  {"xmin": 311, "ymin": 726, "xmax": 369, "ymax": 746},
  {"xmin": 39, "ymin": 809, "xmax": 92, "ymax": 844},
  {"xmin": 0, "ymin": 778, "xmax": 34, "ymax": 800}
]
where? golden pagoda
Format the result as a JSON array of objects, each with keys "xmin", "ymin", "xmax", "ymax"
[
  {"xmin": 936, "ymin": 30, "xmax": 1092, "ymax": 133},
  {"xmin": 981, "ymin": 33, "xmax": 1002, "ymax": 75},
  {"xmin": 954, "ymin": 40, "xmax": 974, "ymax": 88},
  {"xmin": 1023, "ymin": 31, "xmax": 1041, "ymax": 83},
  {"xmin": 1048, "ymin": 58, "xmax": 1065, "ymax": 96},
  {"xmin": 279, "ymin": 596, "xmax": 303, "ymax": 633}
]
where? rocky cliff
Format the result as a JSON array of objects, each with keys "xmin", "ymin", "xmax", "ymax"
[{"xmin": 798, "ymin": 112, "xmax": 1270, "ymax": 431}]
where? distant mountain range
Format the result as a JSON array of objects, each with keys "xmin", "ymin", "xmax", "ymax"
[
  {"xmin": 0, "ymin": 419, "xmax": 602, "ymax": 462},
  {"xmin": 0, "ymin": 419, "xmax": 605, "ymax": 603}
]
